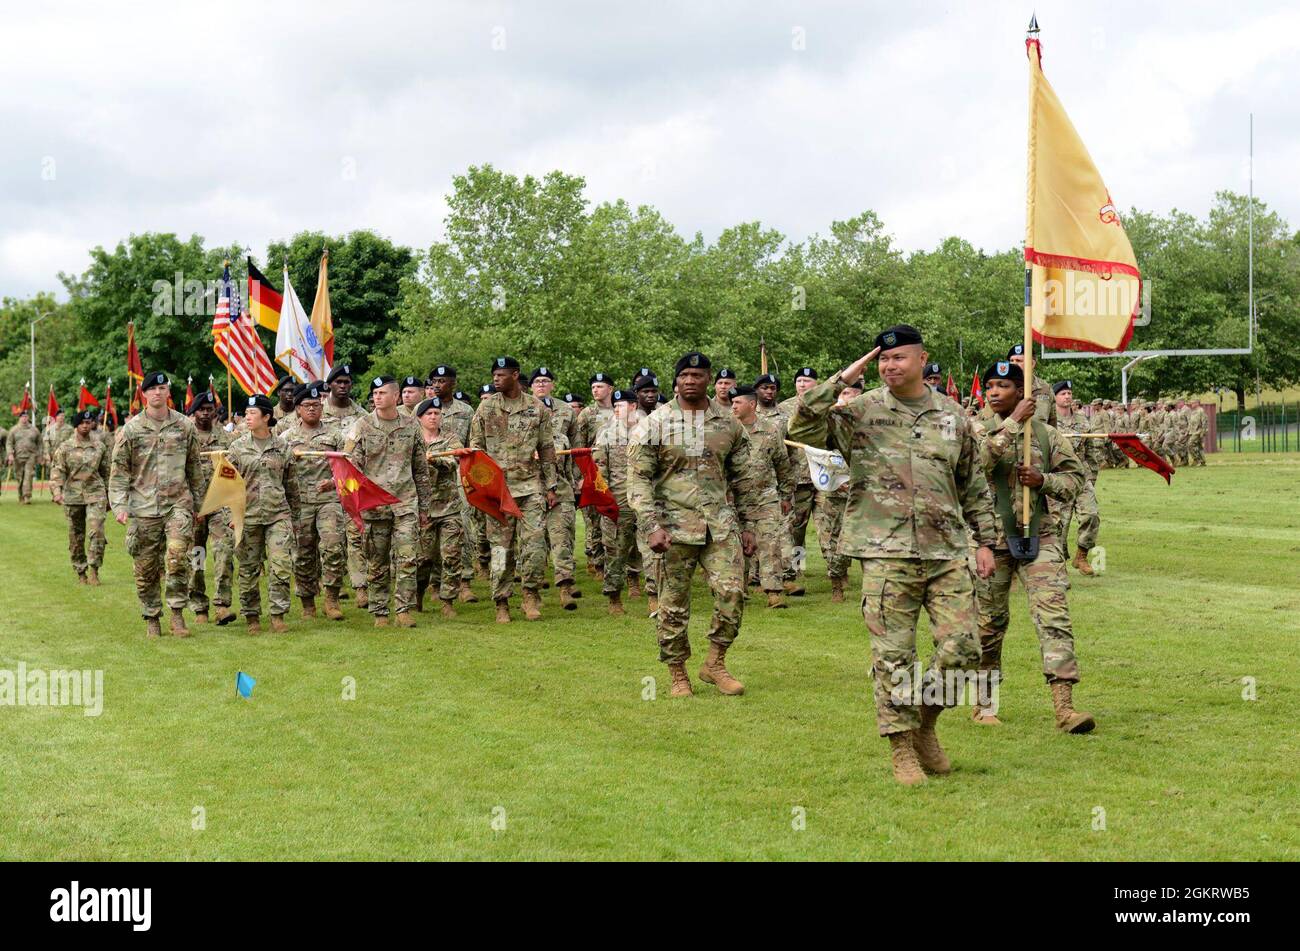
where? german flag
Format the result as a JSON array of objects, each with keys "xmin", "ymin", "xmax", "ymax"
[{"xmin": 247, "ymin": 258, "xmax": 283, "ymax": 332}]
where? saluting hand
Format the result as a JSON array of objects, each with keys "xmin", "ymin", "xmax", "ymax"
[{"xmin": 841, "ymin": 347, "xmax": 881, "ymax": 386}]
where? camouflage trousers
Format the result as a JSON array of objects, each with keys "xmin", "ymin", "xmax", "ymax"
[
  {"xmin": 783, "ymin": 483, "xmax": 816, "ymax": 580},
  {"xmin": 125, "ymin": 509, "xmax": 194, "ymax": 619},
  {"xmin": 485, "ymin": 492, "xmax": 547, "ymax": 601},
  {"xmin": 544, "ymin": 493, "xmax": 576, "ymax": 585},
  {"xmin": 362, "ymin": 511, "xmax": 419, "ymax": 617},
  {"xmin": 471, "ymin": 504, "xmax": 491, "ymax": 568},
  {"xmin": 976, "ymin": 544, "xmax": 1079, "ymax": 685},
  {"xmin": 63, "ymin": 501, "xmax": 107, "ymax": 575},
  {"xmin": 657, "ymin": 532, "xmax": 744, "ymax": 665},
  {"xmin": 600, "ymin": 501, "xmax": 637, "ymax": 595},
  {"xmin": 292, "ymin": 501, "xmax": 347, "ymax": 597},
  {"xmin": 417, "ymin": 510, "xmax": 464, "ymax": 602},
  {"xmin": 458, "ymin": 494, "xmax": 478, "ymax": 579},
  {"xmin": 1189, "ymin": 435, "xmax": 1206, "ymax": 465},
  {"xmin": 813, "ymin": 490, "xmax": 851, "ymax": 580},
  {"xmin": 745, "ymin": 504, "xmax": 786, "ymax": 593},
  {"xmin": 1062, "ymin": 477, "xmax": 1100, "ymax": 552},
  {"xmin": 345, "ymin": 516, "xmax": 368, "ymax": 594},
  {"xmin": 861, "ymin": 557, "xmax": 982, "ymax": 736},
  {"xmin": 582, "ymin": 504, "xmax": 605, "ymax": 570},
  {"xmin": 189, "ymin": 509, "xmax": 234, "ymax": 612},
  {"xmin": 634, "ymin": 523, "xmax": 658, "ymax": 596},
  {"xmin": 13, "ymin": 454, "xmax": 36, "ymax": 501},
  {"xmin": 237, "ymin": 518, "xmax": 293, "ymax": 618}
]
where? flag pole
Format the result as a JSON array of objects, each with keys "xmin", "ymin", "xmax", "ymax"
[{"xmin": 1021, "ymin": 13, "xmax": 1040, "ymax": 542}]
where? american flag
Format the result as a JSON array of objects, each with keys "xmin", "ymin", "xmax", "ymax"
[{"xmin": 213, "ymin": 261, "xmax": 278, "ymax": 396}]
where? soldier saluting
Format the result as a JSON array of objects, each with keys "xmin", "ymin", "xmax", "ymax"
[{"xmin": 788, "ymin": 326, "xmax": 998, "ymax": 786}]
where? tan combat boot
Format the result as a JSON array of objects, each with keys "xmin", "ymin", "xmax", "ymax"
[
  {"xmin": 522, "ymin": 589, "xmax": 542, "ymax": 621},
  {"xmin": 194, "ymin": 611, "xmax": 209, "ymax": 625},
  {"xmin": 698, "ymin": 643, "xmax": 745, "ymax": 695},
  {"xmin": 246, "ymin": 615, "xmax": 262, "ymax": 635},
  {"xmin": 214, "ymin": 606, "xmax": 236, "ymax": 626},
  {"xmin": 1072, "ymin": 549, "xmax": 1095, "ymax": 576},
  {"xmin": 783, "ymin": 579, "xmax": 805, "ymax": 597},
  {"xmin": 458, "ymin": 579, "xmax": 478, "ymax": 603},
  {"xmin": 668, "ymin": 662, "xmax": 693, "ymax": 698},
  {"xmin": 323, "ymin": 587, "xmax": 344, "ymax": 621},
  {"xmin": 440, "ymin": 599, "xmax": 457, "ymax": 619},
  {"xmin": 495, "ymin": 600, "xmax": 511, "ymax": 624},
  {"xmin": 766, "ymin": 591, "xmax": 787, "ymax": 609},
  {"xmin": 1050, "ymin": 682, "xmax": 1096, "ymax": 734},
  {"xmin": 170, "ymin": 609, "xmax": 191, "ymax": 638},
  {"xmin": 394, "ymin": 612, "xmax": 416, "ymax": 629},
  {"xmin": 374, "ymin": 615, "xmax": 390, "ymax": 628},
  {"xmin": 888, "ymin": 732, "xmax": 927, "ymax": 786},
  {"xmin": 914, "ymin": 705, "xmax": 952, "ymax": 775},
  {"xmin": 270, "ymin": 615, "xmax": 289, "ymax": 634},
  {"xmin": 627, "ymin": 577, "xmax": 641, "ymax": 600},
  {"xmin": 77, "ymin": 572, "xmax": 88, "ymax": 585},
  {"xmin": 830, "ymin": 577, "xmax": 845, "ymax": 603},
  {"xmin": 354, "ymin": 587, "xmax": 369, "ymax": 609},
  {"xmin": 301, "ymin": 596, "xmax": 317, "ymax": 618},
  {"xmin": 607, "ymin": 593, "xmax": 625, "ymax": 616},
  {"xmin": 558, "ymin": 582, "xmax": 577, "ymax": 611},
  {"xmin": 87, "ymin": 567, "xmax": 101, "ymax": 587},
  {"xmin": 145, "ymin": 617, "xmax": 162, "ymax": 639}
]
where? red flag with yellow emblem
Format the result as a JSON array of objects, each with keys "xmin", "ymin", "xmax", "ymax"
[
  {"xmin": 569, "ymin": 447, "xmax": 619, "ymax": 519},
  {"xmin": 458, "ymin": 449, "xmax": 522, "ymax": 523},
  {"xmin": 327, "ymin": 453, "xmax": 402, "ymax": 530}
]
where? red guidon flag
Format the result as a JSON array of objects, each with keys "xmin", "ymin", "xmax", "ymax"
[
  {"xmin": 326, "ymin": 453, "xmax": 402, "ymax": 531},
  {"xmin": 459, "ymin": 449, "xmax": 522, "ymax": 524},
  {"xmin": 945, "ymin": 372, "xmax": 960, "ymax": 402},
  {"xmin": 970, "ymin": 370, "xmax": 983, "ymax": 408},
  {"xmin": 1109, "ymin": 434, "xmax": 1173, "ymax": 483},
  {"xmin": 48, "ymin": 384, "xmax": 60, "ymax": 419},
  {"xmin": 77, "ymin": 380, "xmax": 100, "ymax": 411},
  {"xmin": 568, "ymin": 447, "xmax": 619, "ymax": 519}
]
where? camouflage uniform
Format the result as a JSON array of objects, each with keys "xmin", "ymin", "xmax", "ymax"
[
  {"xmin": 1055, "ymin": 407, "xmax": 1101, "ymax": 554},
  {"xmin": 227, "ymin": 431, "xmax": 294, "ymax": 618},
  {"xmin": 109, "ymin": 410, "xmax": 204, "ymax": 619},
  {"xmin": 812, "ymin": 482, "xmax": 852, "ymax": 581},
  {"xmin": 770, "ymin": 396, "xmax": 812, "ymax": 582},
  {"xmin": 974, "ymin": 414, "xmax": 1086, "ymax": 685},
  {"xmin": 323, "ymin": 397, "xmax": 370, "ymax": 595},
  {"xmin": 7, "ymin": 421, "xmax": 41, "ymax": 502},
  {"xmin": 282, "ymin": 421, "xmax": 348, "ymax": 599},
  {"xmin": 189, "ymin": 426, "xmax": 235, "ymax": 614},
  {"xmin": 437, "ymin": 395, "xmax": 479, "ymax": 581},
  {"xmin": 42, "ymin": 421, "xmax": 72, "ymax": 466},
  {"xmin": 741, "ymin": 414, "xmax": 795, "ymax": 594},
  {"xmin": 594, "ymin": 416, "xmax": 638, "ymax": 595},
  {"xmin": 51, "ymin": 432, "xmax": 111, "ymax": 576},
  {"xmin": 575, "ymin": 402, "xmax": 615, "ymax": 572},
  {"xmin": 469, "ymin": 391, "xmax": 557, "ymax": 602},
  {"xmin": 416, "ymin": 431, "xmax": 465, "ymax": 602},
  {"xmin": 1170, "ymin": 405, "xmax": 1190, "ymax": 466},
  {"xmin": 627, "ymin": 399, "xmax": 766, "ymax": 665},
  {"xmin": 347, "ymin": 410, "xmax": 431, "ymax": 618},
  {"xmin": 1188, "ymin": 406, "xmax": 1208, "ymax": 465},
  {"xmin": 788, "ymin": 377, "xmax": 997, "ymax": 736},
  {"xmin": 542, "ymin": 397, "xmax": 577, "ymax": 587}
]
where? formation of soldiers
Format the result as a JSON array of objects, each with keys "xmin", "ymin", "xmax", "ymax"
[{"xmin": 13, "ymin": 333, "xmax": 1216, "ymax": 785}]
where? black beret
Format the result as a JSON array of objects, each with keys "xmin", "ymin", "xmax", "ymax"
[
  {"xmin": 563, "ymin": 393, "xmax": 578, "ymax": 403},
  {"xmin": 326, "ymin": 364, "xmax": 353, "ymax": 383},
  {"xmin": 674, "ymin": 352, "xmax": 711, "ymax": 377},
  {"xmin": 923, "ymin": 363, "xmax": 942, "ymax": 377},
  {"xmin": 729, "ymin": 384, "xmax": 757, "ymax": 399},
  {"xmin": 611, "ymin": 389, "xmax": 636, "ymax": 403},
  {"xmin": 400, "ymin": 375, "xmax": 423, "ymax": 390},
  {"xmin": 530, "ymin": 366, "xmax": 555, "ymax": 383},
  {"xmin": 72, "ymin": 410, "xmax": 95, "ymax": 426},
  {"xmin": 246, "ymin": 393, "xmax": 275, "ymax": 414},
  {"xmin": 1052, "ymin": 380, "xmax": 1073, "ymax": 395},
  {"xmin": 715, "ymin": 368, "xmax": 736, "ymax": 382},
  {"xmin": 589, "ymin": 372, "xmax": 612, "ymax": 385},
  {"xmin": 754, "ymin": 373, "xmax": 779, "ymax": 387},
  {"xmin": 1007, "ymin": 343, "xmax": 1026, "ymax": 358},
  {"xmin": 491, "ymin": 356, "xmax": 520, "ymax": 371},
  {"xmin": 430, "ymin": 364, "xmax": 456, "ymax": 379},
  {"xmin": 295, "ymin": 381, "xmax": 326, "ymax": 402},
  {"xmin": 632, "ymin": 366, "xmax": 655, "ymax": 384},
  {"xmin": 633, "ymin": 375, "xmax": 660, "ymax": 392},
  {"xmin": 415, "ymin": 397, "xmax": 443, "ymax": 417},
  {"xmin": 369, "ymin": 375, "xmax": 397, "ymax": 393},
  {"xmin": 140, "ymin": 371, "xmax": 170, "ymax": 391},
  {"xmin": 276, "ymin": 375, "xmax": 295, "ymax": 391},
  {"xmin": 187, "ymin": 391, "xmax": 216, "ymax": 414},
  {"xmin": 794, "ymin": 367, "xmax": 817, "ymax": 381},
  {"xmin": 454, "ymin": 390, "xmax": 467, "ymax": 402},
  {"xmin": 479, "ymin": 383, "xmax": 494, "ymax": 395},
  {"xmin": 874, "ymin": 325, "xmax": 923, "ymax": 352},
  {"xmin": 983, "ymin": 361, "xmax": 1024, "ymax": 387}
]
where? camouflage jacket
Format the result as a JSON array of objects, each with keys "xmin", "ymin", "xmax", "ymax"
[
  {"xmin": 626, "ymin": 398, "xmax": 766, "ymax": 544},
  {"xmin": 788, "ymin": 375, "xmax": 997, "ymax": 559},
  {"xmin": 742, "ymin": 415, "xmax": 795, "ymax": 508},
  {"xmin": 976, "ymin": 414, "xmax": 1085, "ymax": 548},
  {"xmin": 282, "ymin": 422, "xmax": 345, "ymax": 510},
  {"xmin": 1171, "ymin": 409, "xmax": 1190, "ymax": 437},
  {"xmin": 594, "ymin": 417, "xmax": 638, "ymax": 504},
  {"xmin": 575, "ymin": 402, "xmax": 614, "ymax": 449},
  {"xmin": 109, "ymin": 410, "xmax": 204, "ymax": 517},
  {"xmin": 7, "ymin": 422, "xmax": 41, "ymax": 459},
  {"xmin": 422, "ymin": 431, "xmax": 464, "ymax": 519},
  {"xmin": 347, "ymin": 411, "xmax": 432, "ymax": 520},
  {"xmin": 541, "ymin": 398, "xmax": 575, "ymax": 493},
  {"xmin": 469, "ymin": 392, "xmax": 557, "ymax": 498},
  {"xmin": 322, "ymin": 398, "xmax": 367, "ymax": 442},
  {"xmin": 776, "ymin": 395, "xmax": 811, "ymax": 486},
  {"xmin": 1190, "ymin": 407, "xmax": 1208, "ymax": 437},
  {"xmin": 51, "ymin": 433, "xmax": 111, "ymax": 505},
  {"xmin": 227, "ymin": 432, "xmax": 293, "ymax": 525},
  {"xmin": 194, "ymin": 425, "xmax": 233, "ymax": 498},
  {"xmin": 439, "ymin": 397, "xmax": 474, "ymax": 446},
  {"xmin": 42, "ymin": 422, "xmax": 72, "ymax": 463},
  {"xmin": 1056, "ymin": 410, "xmax": 1102, "ymax": 480}
]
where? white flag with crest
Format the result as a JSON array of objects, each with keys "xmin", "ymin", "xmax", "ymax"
[{"xmin": 803, "ymin": 445, "xmax": 849, "ymax": 492}]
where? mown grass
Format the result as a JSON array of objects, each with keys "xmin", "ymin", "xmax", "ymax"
[{"xmin": 1, "ymin": 453, "xmax": 1297, "ymax": 860}]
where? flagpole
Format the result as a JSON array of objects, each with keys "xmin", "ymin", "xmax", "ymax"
[{"xmin": 1022, "ymin": 13, "xmax": 1040, "ymax": 540}]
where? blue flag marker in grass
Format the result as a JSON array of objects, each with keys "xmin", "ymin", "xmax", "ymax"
[{"xmin": 236, "ymin": 671, "xmax": 256, "ymax": 699}]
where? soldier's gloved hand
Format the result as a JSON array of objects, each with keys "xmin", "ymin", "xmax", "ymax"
[
  {"xmin": 648, "ymin": 527, "xmax": 671, "ymax": 553},
  {"xmin": 741, "ymin": 531, "xmax": 756, "ymax": 557},
  {"xmin": 975, "ymin": 546, "xmax": 996, "ymax": 579},
  {"xmin": 116, "ymin": 510, "xmax": 128, "ymax": 525}
]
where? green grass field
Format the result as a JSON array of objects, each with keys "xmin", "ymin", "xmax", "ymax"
[{"xmin": 2, "ymin": 454, "xmax": 1298, "ymax": 861}]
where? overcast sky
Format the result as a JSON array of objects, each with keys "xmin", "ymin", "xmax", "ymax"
[{"xmin": 3, "ymin": 0, "xmax": 1296, "ymax": 299}]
